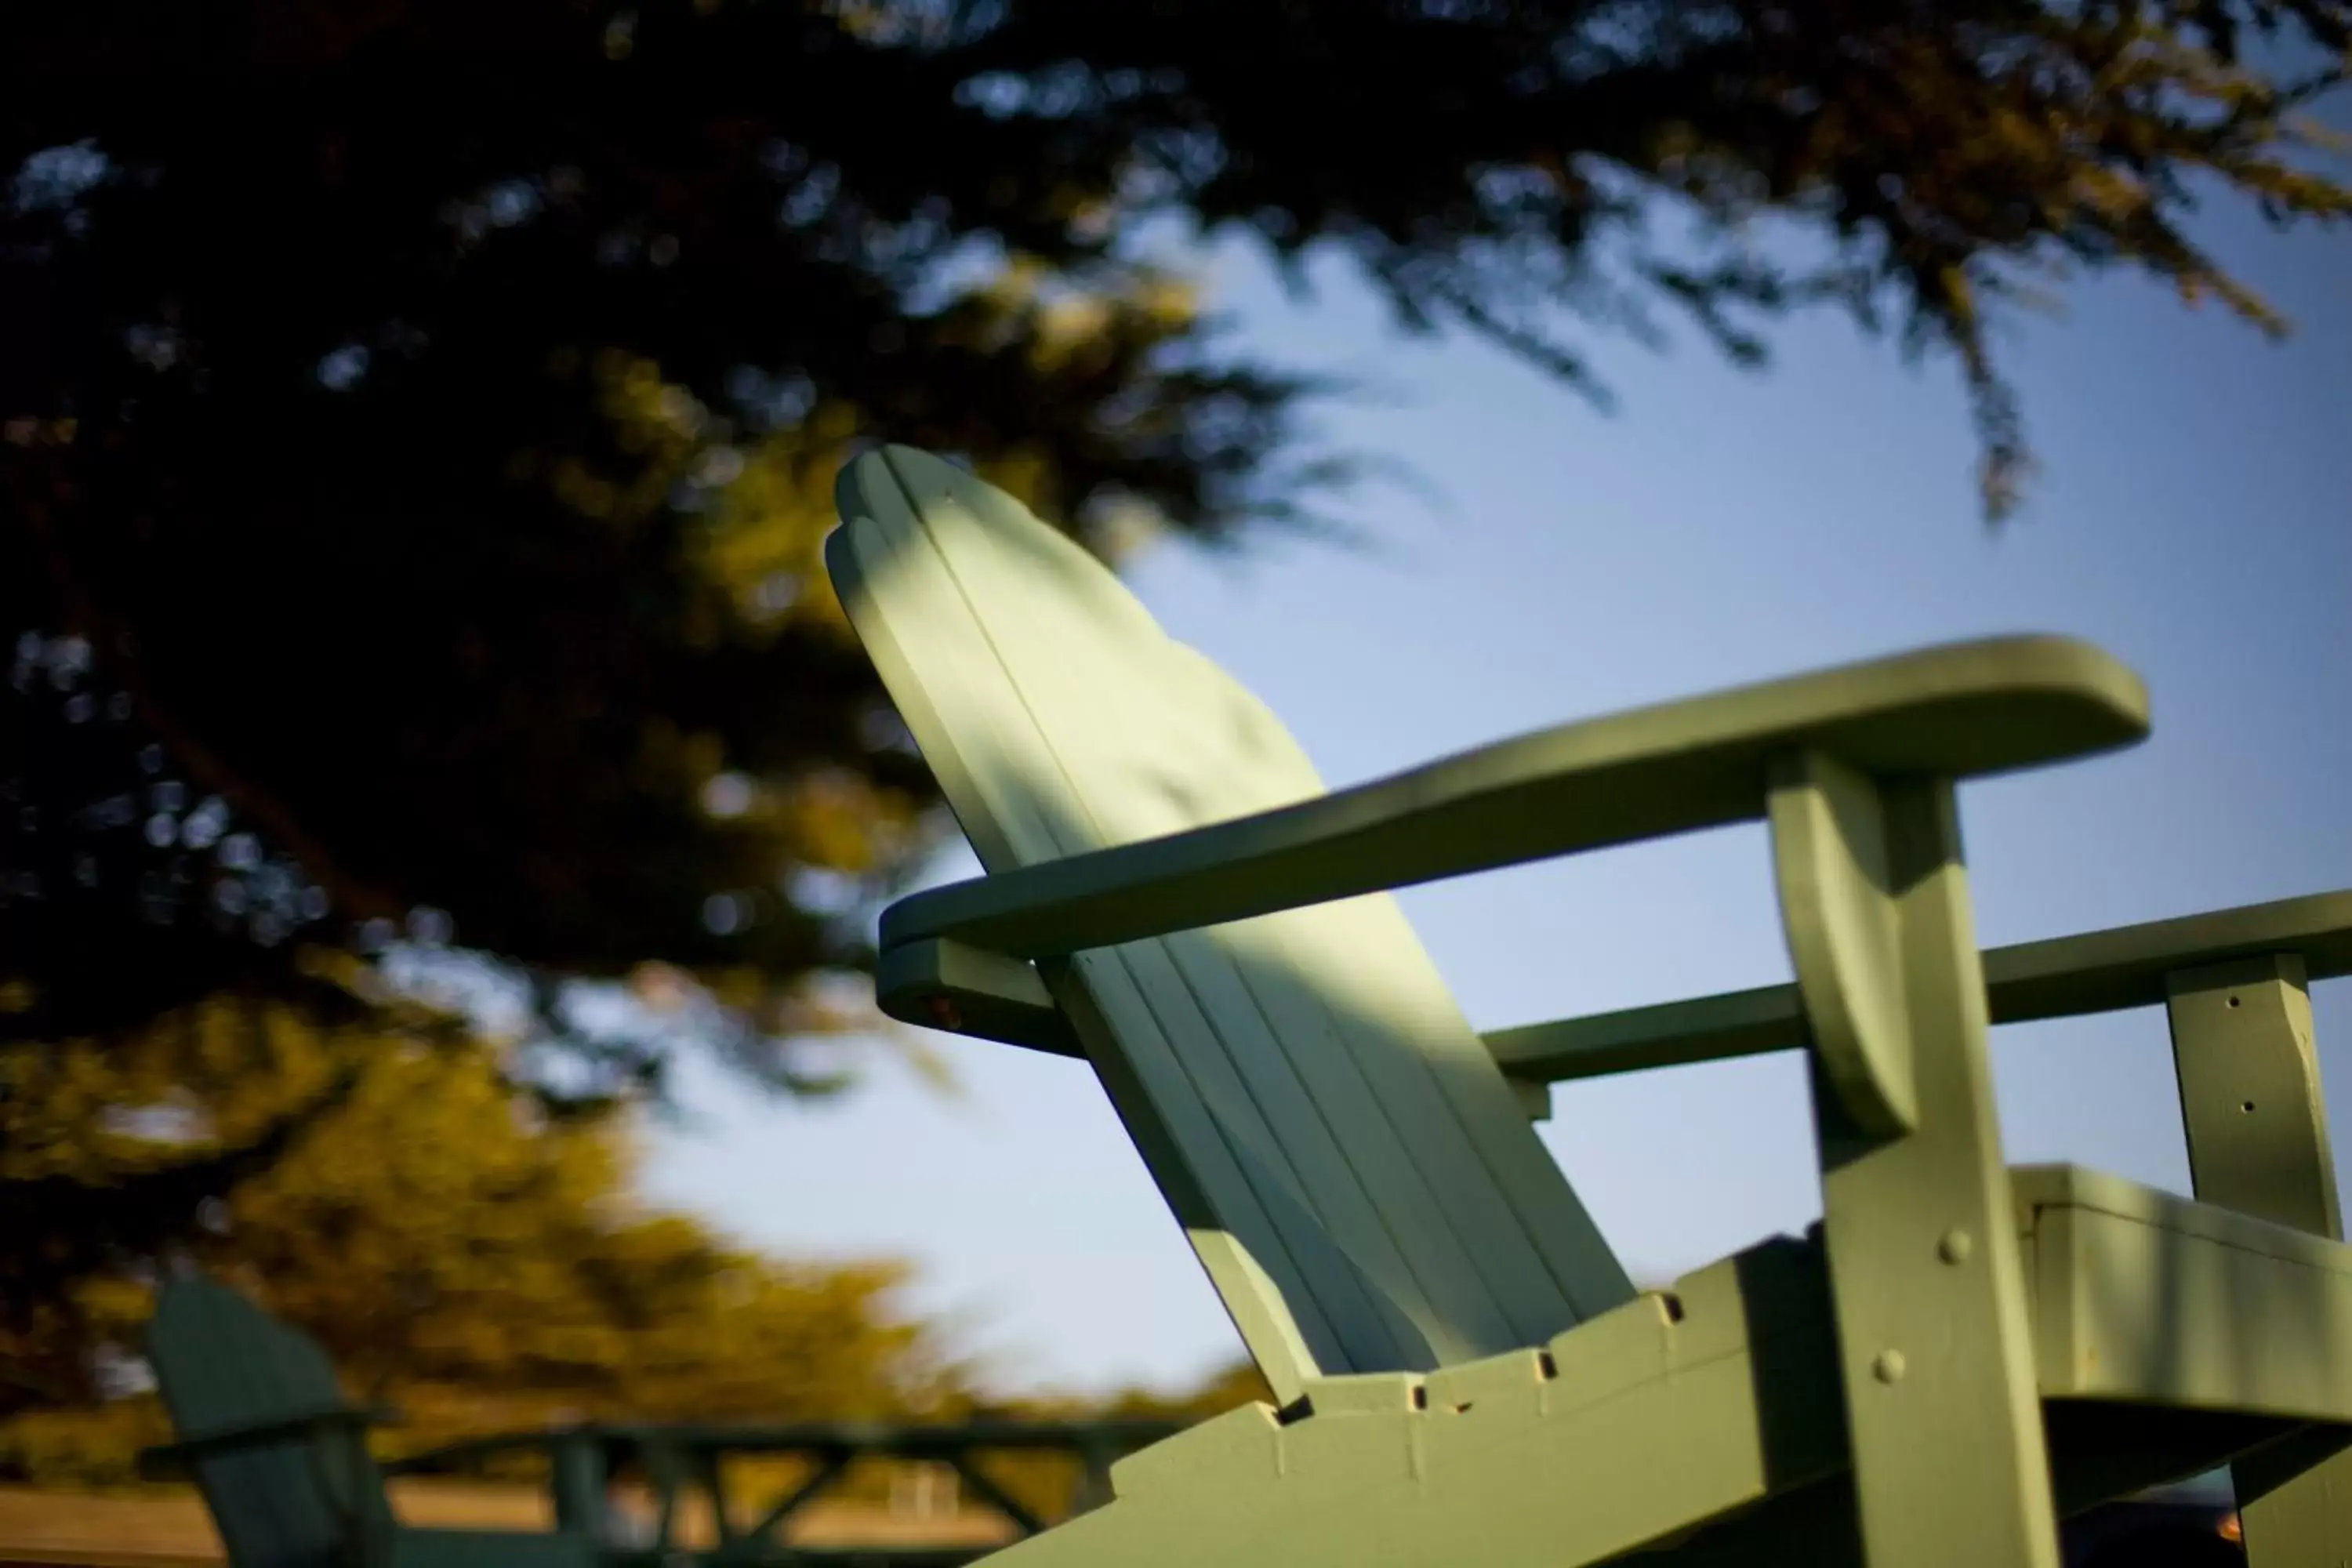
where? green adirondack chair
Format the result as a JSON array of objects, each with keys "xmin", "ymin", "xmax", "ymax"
[
  {"xmin": 827, "ymin": 444, "xmax": 2352, "ymax": 1568},
  {"xmin": 143, "ymin": 1274, "xmax": 602, "ymax": 1568}
]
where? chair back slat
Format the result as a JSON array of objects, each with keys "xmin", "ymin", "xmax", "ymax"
[
  {"xmin": 147, "ymin": 1276, "xmax": 390, "ymax": 1568},
  {"xmin": 829, "ymin": 447, "xmax": 1634, "ymax": 1397}
]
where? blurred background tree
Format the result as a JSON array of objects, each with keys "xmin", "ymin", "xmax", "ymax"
[
  {"xmin": 0, "ymin": 1000, "xmax": 953, "ymax": 1481},
  {"xmin": 0, "ymin": 982, "xmax": 1266, "ymax": 1494},
  {"xmin": 2, "ymin": 0, "xmax": 2345, "ymax": 1467}
]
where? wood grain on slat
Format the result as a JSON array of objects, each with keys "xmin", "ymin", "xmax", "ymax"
[{"xmin": 829, "ymin": 446, "xmax": 1635, "ymax": 1388}]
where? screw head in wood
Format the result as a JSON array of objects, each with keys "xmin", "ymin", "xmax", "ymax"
[
  {"xmin": 1937, "ymin": 1229, "xmax": 1973, "ymax": 1265},
  {"xmin": 1871, "ymin": 1349, "xmax": 1907, "ymax": 1384}
]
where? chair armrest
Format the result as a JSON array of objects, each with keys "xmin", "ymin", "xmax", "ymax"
[
  {"xmin": 1486, "ymin": 888, "xmax": 2352, "ymax": 1083},
  {"xmin": 138, "ymin": 1405, "xmax": 393, "ymax": 1477},
  {"xmin": 876, "ymin": 635, "xmax": 2145, "ymax": 1031}
]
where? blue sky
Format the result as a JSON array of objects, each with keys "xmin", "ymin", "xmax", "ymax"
[{"xmin": 645, "ymin": 196, "xmax": 2351, "ymax": 1398}]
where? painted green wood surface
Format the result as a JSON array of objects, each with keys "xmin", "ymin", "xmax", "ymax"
[
  {"xmin": 1487, "ymin": 887, "xmax": 2352, "ymax": 1083},
  {"xmin": 2168, "ymin": 956, "xmax": 2339, "ymax": 1239},
  {"xmin": 146, "ymin": 1277, "xmax": 600, "ymax": 1568},
  {"xmin": 831, "ymin": 446, "xmax": 2347, "ymax": 1567},
  {"xmin": 829, "ymin": 445, "xmax": 1631, "ymax": 1400},
  {"xmin": 975, "ymin": 1169, "xmax": 2349, "ymax": 1566},
  {"xmin": 1020, "ymin": 1239, "xmax": 1852, "ymax": 1568},
  {"xmin": 873, "ymin": 631, "xmax": 2147, "ymax": 964},
  {"xmin": 1768, "ymin": 750, "xmax": 1920, "ymax": 1136},
  {"xmin": 2234, "ymin": 1431, "xmax": 2352, "ymax": 1568},
  {"xmin": 2166, "ymin": 956, "xmax": 2352, "ymax": 1566},
  {"xmin": 1773, "ymin": 768, "xmax": 2060, "ymax": 1568},
  {"xmin": 147, "ymin": 1276, "xmax": 398, "ymax": 1568},
  {"xmin": 2015, "ymin": 1165, "xmax": 2352, "ymax": 1413},
  {"xmin": 872, "ymin": 887, "xmax": 2352, "ymax": 1074}
]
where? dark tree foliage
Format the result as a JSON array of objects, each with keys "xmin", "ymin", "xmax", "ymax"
[
  {"xmin": 2, "ymin": 0, "xmax": 2343, "ymax": 1079},
  {"xmin": 0, "ymin": 1006, "xmax": 950, "ymax": 1471},
  {"xmin": 960, "ymin": 0, "xmax": 2350, "ymax": 510}
]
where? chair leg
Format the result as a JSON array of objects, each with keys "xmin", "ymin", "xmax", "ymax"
[
  {"xmin": 2235, "ymin": 1429, "xmax": 2352, "ymax": 1568},
  {"xmin": 546, "ymin": 1432, "xmax": 608, "ymax": 1539},
  {"xmin": 1771, "ymin": 762, "xmax": 2063, "ymax": 1568},
  {"xmin": 2168, "ymin": 955, "xmax": 2352, "ymax": 1566}
]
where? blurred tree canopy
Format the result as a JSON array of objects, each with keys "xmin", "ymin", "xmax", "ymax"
[
  {"xmin": 1, "ymin": 0, "xmax": 2346, "ymax": 1414},
  {"xmin": 0, "ymin": 1007, "xmax": 951, "ymax": 1480},
  {"xmin": 0, "ymin": 985, "xmax": 1269, "ymax": 1497},
  {"xmin": 5, "ymin": 0, "xmax": 2346, "ymax": 1061}
]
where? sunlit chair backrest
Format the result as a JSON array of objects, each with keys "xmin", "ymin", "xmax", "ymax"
[{"xmin": 828, "ymin": 445, "xmax": 1635, "ymax": 1401}]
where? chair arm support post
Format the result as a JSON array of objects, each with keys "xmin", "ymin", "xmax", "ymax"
[
  {"xmin": 1780, "ymin": 762, "xmax": 2063, "ymax": 1568},
  {"xmin": 1768, "ymin": 749, "xmax": 1918, "ymax": 1137},
  {"xmin": 2165, "ymin": 953, "xmax": 2352, "ymax": 1563},
  {"xmin": 2166, "ymin": 953, "xmax": 2339, "ymax": 1238}
]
